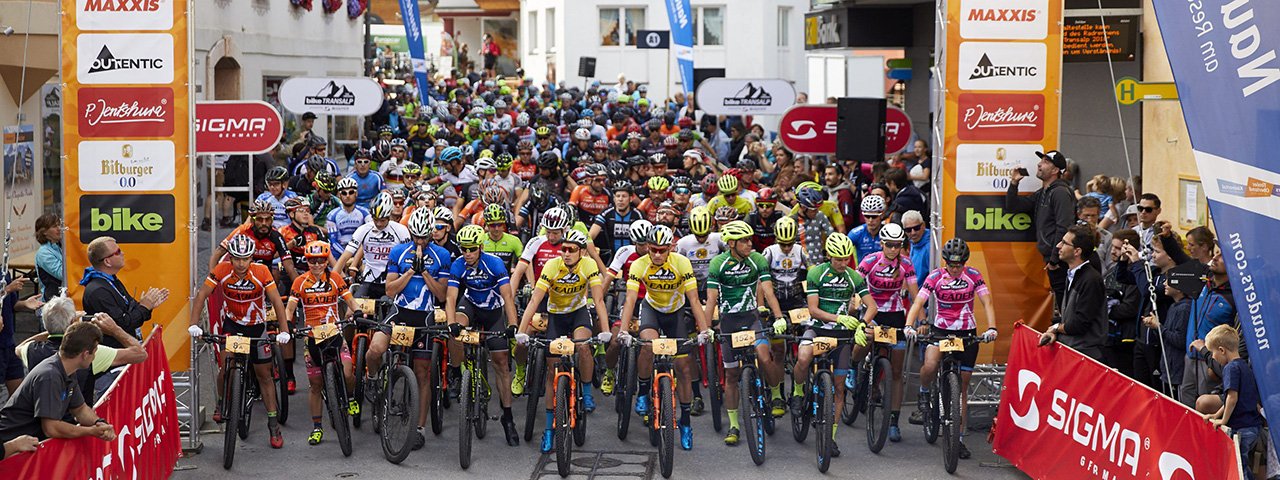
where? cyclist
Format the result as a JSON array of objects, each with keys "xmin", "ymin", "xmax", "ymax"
[
  {"xmin": 279, "ymin": 198, "xmax": 331, "ymax": 271},
  {"xmin": 257, "ymin": 166, "xmax": 298, "ymax": 229},
  {"xmin": 509, "ymin": 207, "xmax": 575, "ymax": 396},
  {"xmin": 326, "ymin": 177, "xmax": 372, "ymax": 259},
  {"xmin": 514, "ymin": 230, "xmax": 612, "ymax": 453},
  {"xmin": 637, "ymin": 176, "xmax": 670, "ymax": 222},
  {"xmin": 511, "ymin": 140, "xmax": 539, "ymax": 181},
  {"xmin": 431, "ymin": 206, "xmax": 462, "ymax": 258},
  {"xmin": 763, "ymin": 217, "xmax": 808, "ymax": 312},
  {"xmin": 568, "ymin": 164, "xmax": 611, "ymax": 220},
  {"xmin": 371, "ymin": 207, "xmax": 453, "ymax": 450},
  {"xmin": 789, "ymin": 181, "xmax": 847, "ymax": 234},
  {"xmin": 188, "ymin": 234, "xmax": 289, "ymax": 449},
  {"xmin": 589, "ymin": 180, "xmax": 642, "ymax": 262},
  {"xmin": 491, "ymin": 153, "xmax": 523, "ymax": 200},
  {"xmin": 745, "ymin": 188, "xmax": 782, "ymax": 251},
  {"xmin": 336, "ymin": 192, "xmax": 412, "ymax": 300},
  {"xmin": 445, "ymin": 225, "xmax": 522, "ymax": 447},
  {"xmin": 617, "ymin": 225, "xmax": 713, "ymax": 451},
  {"xmin": 308, "ymin": 172, "xmax": 340, "ymax": 229},
  {"xmin": 600, "ymin": 220, "xmax": 653, "ymax": 394},
  {"xmin": 705, "ymin": 175, "xmax": 753, "ymax": 217},
  {"xmin": 847, "ymin": 195, "xmax": 887, "ymax": 260},
  {"xmin": 851, "ymin": 222, "xmax": 918, "ymax": 442},
  {"xmin": 481, "ymin": 204, "xmax": 523, "ymax": 272},
  {"xmin": 904, "ymin": 238, "xmax": 998, "ymax": 460},
  {"xmin": 346, "ymin": 149, "xmax": 385, "ymax": 208},
  {"xmin": 784, "ymin": 233, "xmax": 876, "ymax": 458},
  {"xmin": 284, "ymin": 241, "xmax": 364, "ymax": 446},
  {"xmin": 706, "ymin": 221, "xmax": 787, "ymax": 445},
  {"xmin": 676, "ymin": 206, "xmax": 726, "ymax": 296},
  {"xmin": 794, "ymin": 186, "xmax": 836, "ymax": 267},
  {"xmin": 379, "ymin": 138, "xmax": 411, "ymax": 189}
]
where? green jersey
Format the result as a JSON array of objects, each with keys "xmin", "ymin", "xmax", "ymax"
[
  {"xmin": 706, "ymin": 251, "xmax": 772, "ymax": 314},
  {"xmin": 805, "ymin": 262, "xmax": 869, "ymax": 316},
  {"xmin": 308, "ymin": 193, "xmax": 340, "ymax": 228},
  {"xmin": 482, "ymin": 232, "xmax": 524, "ymax": 271}
]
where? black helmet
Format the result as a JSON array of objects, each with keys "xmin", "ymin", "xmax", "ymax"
[
  {"xmin": 307, "ymin": 155, "xmax": 327, "ymax": 174},
  {"xmin": 265, "ymin": 166, "xmax": 289, "ymax": 183},
  {"xmin": 611, "ymin": 180, "xmax": 634, "ymax": 194},
  {"xmin": 606, "ymin": 160, "xmax": 627, "ymax": 180},
  {"xmin": 941, "ymin": 238, "xmax": 971, "ymax": 263},
  {"xmin": 529, "ymin": 184, "xmax": 551, "ymax": 210},
  {"xmin": 537, "ymin": 152, "xmax": 560, "ymax": 169},
  {"xmin": 562, "ymin": 110, "xmax": 579, "ymax": 124},
  {"xmin": 625, "ymin": 155, "xmax": 646, "ymax": 168}
]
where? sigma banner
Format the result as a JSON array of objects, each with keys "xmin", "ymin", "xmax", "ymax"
[
  {"xmin": 398, "ymin": 0, "xmax": 431, "ymax": 109},
  {"xmin": 994, "ymin": 325, "xmax": 1241, "ymax": 480},
  {"xmin": 62, "ymin": 0, "xmax": 194, "ymax": 371},
  {"xmin": 1151, "ymin": 0, "xmax": 1280, "ymax": 457},
  {"xmin": 664, "ymin": 0, "xmax": 695, "ymax": 98},
  {"xmin": 939, "ymin": 0, "xmax": 1063, "ymax": 361}
]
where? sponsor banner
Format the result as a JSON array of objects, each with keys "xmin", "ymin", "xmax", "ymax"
[
  {"xmin": 77, "ymin": 140, "xmax": 176, "ymax": 191},
  {"xmin": 959, "ymin": 0, "xmax": 1048, "ymax": 40},
  {"xmin": 278, "ymin": 76, "xmax": 383, "ymax": 116},
  {"xmin": 637, "ymin": 29, "xmax": 670, "ymax": 49},
  {"xmin": 41, "ymin": 85, "xmax": 62, "ymax": 211},
  {"xmin": 75, "ymin": 0, "xmax": 172, "ymax": 31},
  {"xmin": 78, "ymin": 193, "xmax": 176, "ymax": 244},
  {"xmin": 397, "ymin": 0, "xmax": 432, "ymax": 109},
  {"xmin": 3, "ymin": 125, "xmax": 40, "ymax": 264},
  {"xmin": 779, "ymin": 105, "xmax": 837, "ymax": 154},
  {"xmin": 76, "ymin": 33, "xmax": 174, "ymax": 85},
  {"xmin": 955, "ymin": 144, "xmax": 1042, "ymax": 193},
  {"xmin": 664, "ymin": 0, "xmax": 695, "ymax": 97},
  {"xmin": 0, "ymin": 330, "xmax": 181, "ymax": 479},
  {"xmin": 195, "ymin": 101, "xmax": 283, "ymax": 155},
  {"xmin": 994, "ymin": 324, "xmax": 1242, "ymax": 480},
  {"xmin": 804, "ymin": 9, "xmax": 847, "ymax": 49},
  {"xmin": 958, "ymin": 42, "xmax": 1047, "ymax": 91},
  {"xmin": 957, "ymin": 93, "xmax": 1045, "ymax": 141},
  {"xmin": 1152, "ymin": 0, "xmax": 1280, "ymax": 457},
  {"xmin": 953, "ymin": 195, "xmax": 1035, "ymax": 242},
  {"xmin": 77, "ymin": 87, "xmax": 174, "ymax": 138},
  {"xmin": 884, "ymin": 106, "xmax": 913, "ymax": 154},
  {"xmin": 696, "ymin": 78, "xmax": 797, "ymax": 116}
]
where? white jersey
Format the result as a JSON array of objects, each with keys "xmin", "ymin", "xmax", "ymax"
[
  {"xmin": 676, "ymin": 233, "xmax": 726, "ymax": 290},
  {"xmin": 344, "ymin": 221, "xmax": 412, "ymax": 282},
  {"xmin": 763, "ymin": 243, "xmax": 808, "ymax": 302}
]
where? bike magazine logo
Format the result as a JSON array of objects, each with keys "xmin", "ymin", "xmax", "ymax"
[
  {"xmin": 958, "ymin": 42, "xmax": 1046, "ymax": 91},
  {"xmin": 958, "ymin": 0, "xmax": 1048, "ymax": 40},
  {"xmin": 77, "ymin": 140, "xmax": 176, "ymax": 192},
  {"xmin": 79, "ymin": 194, "xmax": 175, "ymax": 243},
  {"xmin": 723, "ymin": 82, "xmax": 772, "ymax": 107},
  {"xmin": 77, "ymin": 34, "xmax": 174, "ymax": 85},
  {"xmin": 953, "ymin": 195, "xmax": 1034, "ymax": 242},
  {"xmin": 77, "ymin": 87, "xmax": 173, "ymax": 137},
  {"xmin": 957, "ymin": 93, "xmax": 1044, "ymax": 141},
  {"xmin": 955, "ymin": 144, "xmax": 1041, "ymax": 193},
  {"xmin": 76, "ymin": 0, "xmax": 172, "ymax": 31}
]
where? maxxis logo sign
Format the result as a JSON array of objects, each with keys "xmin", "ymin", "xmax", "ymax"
[
  {"xmin": 76, "ymin": 0, "xmax": 172, "ymax": 31},
  {"xmin": 76, "ymin": 33, "xmax": 174, "ymax": 85},
  {"xmin": 77, "ymin": 87, "xmax": 173, "ymax": 137},
  {"xmin": 958, "ymin": 42, "xmax": 1046, "ymax": 91},
  {"xmin": 959, "ymin": 0, "xmax": 1048, "ymax": 40},
  {"xmin": 79, "ymin": 194, "xmax": 175, "ymax": 243}
]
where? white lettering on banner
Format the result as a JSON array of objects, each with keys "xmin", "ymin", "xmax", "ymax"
[
  {"xmin": 83, "ymin": 97, "xmax": 167, "ymax": 126},
  {"xmin": 1044, "ymin": 389, "xmax": 1142, "ymax": 476},
  {"xmin": 98, "ymin": 371, "xmax": 169, "ymax": 480},
  {"xmin": 195, "ymin": 117, "xmax": 269, "ymax": 134},
  {"xmin": 962, "ymin": 103, "xmax": 1039, "ymax": 130},
  {"xmin": 816, "ymin": 16, "xmax": 840, "ymax": 44},
  {"xmin": 1228, "ymin": 232, "xmax": 1269, "ymax": 349},
  {"xmin": 1219, "ymin": 0, "xmax": 1280, "ymax": 97},
  {"xmin": 669, "ymin": 0, "xmax": 689, "ymax": 29}
]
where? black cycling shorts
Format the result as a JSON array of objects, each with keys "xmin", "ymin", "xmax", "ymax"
[
  {"xmin": 544, "ymin": 308, "xmax": 593, "ymax": 339},
  {"xmin": 929, "ymin": 327, "xmax": 979, "ymax": 371},
  {"xmin": 458, "ymin": 298, "xmax": 510, "ymax": 352},
  {"xmin": 639, "ymin": 303, "xmax": 694, "ymax": 356},
  {"xmin": 719, "ymin": 311, "xmax": 764, "ymax": 368},
  {"xmin": 388, "ymin": 307, "xmax": 435, "ymax": 360},
  {"xmin": 220, "ymin": 321, "xmax": 274, "ymax": 364}
]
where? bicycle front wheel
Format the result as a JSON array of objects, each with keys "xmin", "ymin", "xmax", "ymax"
[
  {"xmin": 273, "ymin": 347, "xmax": 290, "ymax": 426},
  {"xmin": 381, "ymin": 364, "xmax": 419, "ymax": 464},
  {"xmin": 741, "ymin": 366, "xmax": 766, "ymax": 466},
  {"xmin": 352, "ymin": 334, "xmax": 369, "ymax": 429},
  {"xmin": 555, "ymin": 375, "xmax": 573, "ymax": 477},
  {"xmin": 459, "ymin": 366, "xmax": 474, "ymax": 469},
  {"xmin": 223, "ymin": 365, "xmax": 244, "ymax": 470},
  {"xmin": 815, "ymin": 371, "xmax": 835, "ymax": 473},
  {"xmin": 658, "ymin": 375, "xmax": 676, "ymax": 479},
  {"xmin": 791, "ymin": 379, "xmax": 811, "ymax": 444},
  {"xmin": 942, "ymin": 371, "xmax": 962, "ymax": 474},
  {"xmin": 615, "ymin": 343, "xmax": 633, "ymax": 440},
  {"xmin": 324, "ymin": 361, "xmax": 353, "ymax": 457},
  {"xmin": 525, "ymin": 345, "xmax": 546, "ymax": 442},
  {"xmin": 703, "ymin": 342, "xmax": 723, "ymax": 433},
  {"xmin": 866, "ymin": 356, "xmax": 892, "ymax": 453}
]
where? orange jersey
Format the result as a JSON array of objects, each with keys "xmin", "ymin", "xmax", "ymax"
[
  {"xmin": 512, "ymin": 161, "xmax": 538, "ymax": 182},
  {"xmin": 569, "ymin": 185, "xmax": 611, "ymax": 217},
  {"xmin": 290, "ymin": 270, "xmax": 353, "ymax": 327},
  {"xmin": 206, "ymin": 262, "xmax": 277, "ymax": 326},
  {"xmin": 460, "ymin": 198, "xmax": 486, "ymax": 220}
]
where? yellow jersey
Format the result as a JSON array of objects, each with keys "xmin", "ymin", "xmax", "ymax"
[
  {"xmin": 536, "ymin": 256, "xmax": 602, "ymax": 314},
  {"xmin": 626, "ymin": 252, "xmax": 699, "ymax": 313},
  {"xmin": 790, "ymin": 200, "xmax": 845, "ymax": 232},
  {"xmin": 707, "ymin": 194, "xmax": 754, "ymax": 217}
]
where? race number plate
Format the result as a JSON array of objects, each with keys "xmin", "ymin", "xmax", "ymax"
[
  {"xmin": 531, "ymin": 314, "xmax": 549, "ymax": 332},
  {"xmin": 549, "ymin": 337, "xmax": 575, "ymax": 356},
  {"xmin": 265, "ymin": 309, "xmax": 277, "ymax": 323},
  {"xmin": 226, "ymin": 335, "xmax": 251, "ymax": 354},
  {"xmin": 788, "ymin": 308, "xmax": 811, "ymax": 324},
  {"xmin": 391, "ymin": 325, "xmax": 414, "ymax": 347},
  {"xmin": 731, "ymin": 331, "xmax": 756, "ymax": 349},
  {"xmin": 457, "ymin": 330, "xmax": 481, "ymax": 345},
  {"xmin": 434, "ymin": 310, "xmax": 447, "ymax": 324},
  {"xmin": 652, "ymin": 338, "xmax": 678, "ymax": 356},
  {"xmin": 312, "ymin": 323, "xmax": 339, "ymax": 342},
  {"xmin": 353, "ymin": 298, "xmax": 377, "ymax": 316},
  {"xmin": 939, "ymin": 338, "xmax": 964, "ymax": 352},
  {"xmin": 874, "ymin": 326, "xmax": 897, "ymax": 344},
  {"xmin": 812, "ymin": 337, "xmax": 838, "ymax": 355}
]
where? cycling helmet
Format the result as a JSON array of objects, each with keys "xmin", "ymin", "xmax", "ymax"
[
  {"xmin": 593, "ymin": 140, "xmax": 609, "ymax": 151},
  {"xmin": 647, "ymin": 176, "xmax": 671, "ymax": 192},
  {"xmin": 483, "ymin": 204, "xmax": 508, "ymax": 225},
  {"xmin": 475, "ymin": 157, "xmax": 498, "ymax": 171},
  {"xmin": 629, "ymin": 219, "xmax": 653, "ymax": 244},
  {"xmin": 528, "ymin": 184, "xmax": 551, "ymax": 210},
  {"xmin": 517, "ymin": 139, "xmax": 535, "ymax": 151},
  {"xmin": 248, "ymin": 199, "xmax": 274, "ymax": 215},
  {"xmin": 689, "ymin": 206, "xmax": 713, "ymax": 236},
  {"xmin": 493, "ymin": 99, "xmax": 507, "ymax": 109},
  {"xmin": 313, "ymin": 172, "xmax": 337, "ymax": 192},
  {"xmin": 516, "ymin": 112, "xmax": 530, "ymax": 127},
  {"xmin": 607, "ymin": 161, "xmax": 628, "ymax": 180},
  {"xmin": 649, "ymin": 225, "xmax": 674, "ymax": 246},
  {"xmin": 662, "ymin": 135, "xmax": 679, "ymax": 147},
  {"xmin": 574, "ymin": 128, "xmax": 592, "ymax": 141},
  {"xmin": 671, "ymin": 176, "xmax": 693, "ymax": 190},
  {"xmin": 648, "ymin": 153, "xmax": 667, "ymax": 165},
  {"xmin": 861, "ymin": 194, "xmax": 887, "ymax": 215},
  {"xmin": 535, "ymin": 126, "xmax": 552, "ymax": 138},
  {"xmin": 265, "ymin": 166, "xmax": 289, "ymax": 183},
  {"xmin": 537, "ymin": 152, "xmax": 559, "ymax": 169},
  {"xmin": 735, "ymin": 158, "xmax": 758, "ymax": 171},
  {"xmin": 336, "ymin": 177, "xmax": 358, "ymax": 191},
  {"xmin": 432, "ymin": 206, "xmax": 455, "ymax": 224},
  {"xmin": 612, "ymin": 180, "xmax": 634, "ymax": 194},
  {"xmin": 402, "ymin": 162, "xmax": 422, "ymax": 176},
  {"xmin": 796, "ymin": 187, "xmax": 824, "ymax": 209},
  {"xmin": 625, "ymin": 155, "xmax": 646, "ymax": 168},
  {"xmin": 284, "ymin": 197, "xmax": 310, "ymax": 214},
  {"xmin": 716, "ymin": 175, "xmax": 740, "ymax": 194},
  {"xmin": 720, "ymin": 221, "xmax": 754, "ymax": 242},
  {"xmin": 585, "ymin": 163, "xmax": 607, "ymax": 178},
  {"xmin": 378, "ymin": 125, "xmax": 394, "ymax": 136},
  {"xmin": 542, "ymin": 207, "xmax": 572, "ymax": 231},
  {"xmin": 941, "ymin": 238, "xmax": 971, "ymax": 263},
  {"xmin": 714, "ymin": 206, "xmax": 740, "ymax": 223},
  {"xmin": 483, "ymin": 106, "xmax": 496, "ymax": 116},
  {"xmin": 407, "ymin": 207, "xmax": 434, "ymax": 237},
  {"xmin": 825, "ymin": 233, "xmax": 856, "ymax": 259},
  {"xmin": 482, "ymin": 186, "xmax": 509, "ymax": 206},
  {"xmin": 304, "ymin": 241, "xmax": 330, "ymax": 260},
  {"xmin": 774, "ymin": 217, "xmax": 798, "ymax": 244},
  {"xmin": 439, "ymin": 146, "xmax": 463, "ymax": 163},
  {"xmin": 798, "ymin": 180, "xmax": 823, "ymax": 192},
  {"xmin": 226, "ymin": 234, "xmax": 256, "ymax": 258},
  {"xmin": 495, "ymin": 153, "xmax": 514, "ymax": 170},
  {"xmin": 353, "ymin": 148, "xmax": 372, "ymax": 160},
  {"xmin": 467, "ymin": 118, "xmax": 482, "ymax": 130},
  {"xmin": 391, "ymin": 137, "xmax": 408, "ymax": 148},
  {"xmin": 755, "ymin": 187, "xmax": 777, "ymax": 203},
  {"xmin": 461, "ymin": 145, "xmax": 475, "ymax": 158},
  {"xmin": 370, "ymin": 192, "xmax": 395, "ymax": 219},
  {"xmin": 563, "ymin": 229, "xmax": 589, "ymax": 248},
  {"xmin": 306, "ymin": 155, "xmax": 328, "ymax": 174},
  {"xmin": 478, "ymin": 149, "xmax": 494, "ymax": 159},
  {"xmin": 456, "ymin": 225, "xmax": 485, "ymax": 247},
  {"xmin": 880, "ymin": 223, "xmax": 907, "ymax": 243},
  {"xmin": 627, "ymin": 132, "xmax": 643, "ymax": 142}
]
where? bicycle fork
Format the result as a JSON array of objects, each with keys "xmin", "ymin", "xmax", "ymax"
[{"xmin": 551, "ymin": 367, "xmax": 579, "ymax": 429}]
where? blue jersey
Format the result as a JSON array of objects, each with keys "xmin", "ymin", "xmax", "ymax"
[
  {"xmin": 448, "ymin": 253, "xmax": 510, "ymax": 310},
  {"xmin": 847, "ymin": 225, "xmax": 882, "ymax": 262},
  {"xmin": 348, "ymin": 170, "xmax": 385, "ymax": 207},
  {"xmin": 326, "ymin": 205, "xmax": 371, "ymax": 258},
  {"xmin": 387, "ymin": 242, "xmax": 452, "ymax": 311},
  {"xmin": 255, "ymin": 190, "xmax": 299, "ymax": 229}
]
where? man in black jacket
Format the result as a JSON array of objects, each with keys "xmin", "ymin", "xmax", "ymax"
[
  {"xmin": 1039, "ymin": 224, "xmax": 1107, "ymax": 361},
  {"xmin": 80, "ymin": 237, "xmax": 169, "ymax": 348},
  {"xmin": 1007, "ymin": 150, "xmax": 1077, "ymax": 311}
]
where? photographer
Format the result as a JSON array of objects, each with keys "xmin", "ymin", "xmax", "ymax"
[
  {"xmin": 0, "ymin": 322, "xmax": 116, "ymax": 444},
  {"xmin": 1008, "ymin": 150, "xmax": 1077, "ymax": 311},
  {"xmin": 16, "ymin": 296, "xmax": 147, "ymax": 403}
]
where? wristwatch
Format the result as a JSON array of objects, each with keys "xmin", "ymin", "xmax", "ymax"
[{"xmin": 94, "ymin": 418, "xmax": 108, "ymax": 425}]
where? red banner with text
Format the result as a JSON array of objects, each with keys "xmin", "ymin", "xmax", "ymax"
[
  {"xmin": 0, "ymin": 329, "xmax": 180, "ymax": 479},
  {"xmin": 994, "ymin": 325, "xmax": 1241, "ymax": 480}
]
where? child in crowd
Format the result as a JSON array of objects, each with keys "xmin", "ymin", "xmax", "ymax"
[{"xmin": 1199, "ymin": 325, "xmax": 1264, "ymax": 480}]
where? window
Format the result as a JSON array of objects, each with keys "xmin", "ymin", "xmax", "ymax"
[
  {"xmin": 547, "ymin": 8, "xmax": 556, "ymax": 49},
  {"xmin": 778, "ymin": 8, "xmax": 791, "ymax": 47},
  {"xmin": 624, "ymin": 8, "xmax": 646, "ymax": 46},
  {"xmin": 528, "ymin": 11, "xmax": 539, "ymax": 51},
  {"xmin": 693, "ymin": 6, "xmax": 723, "ymax": 46},
  {"xmin": 600, "ymin": 7, "xmax": 646, "ymax": 46},
  {"xmin": 599, "ymin": 9, "xmax": 620, "ymax": 46}
]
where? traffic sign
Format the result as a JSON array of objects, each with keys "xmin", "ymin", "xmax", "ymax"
[
  {"xmin": 637, "ymin": 30, "xmax": 670, "ymax": 49},
  {"xmin": 1114, "ymin": 77, "xmax": 1179, "ymax": 105}
]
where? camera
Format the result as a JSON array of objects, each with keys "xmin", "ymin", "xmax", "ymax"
[{"xmin": 1015, "ymin": 167, "xmax": 1030, "ymax": 176}]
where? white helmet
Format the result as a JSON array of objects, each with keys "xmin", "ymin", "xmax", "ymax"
[
  {"xmin": 563, "ymin": 229, "xmax": 589, "ymax": 247},
  {"xmin": 542, "ymin": 207, "xmax": 572, "ymax": 231},
  {"xmin": 432, "ymin": 206, "xmax": 454, "ymax": 224},
  {"xmin": 574, "ymin": 128, "xmax": 591, "ymax": 141},
  {"xmin": 629, "ymin": 219, "xmax": 654, "ymax": 244},
  {"xmin": 861, "ymin": 194, "xmax": 887, "ymax": 215},
  {"xmin": 879, "ymin": 223, "xmax": 906, "ymax": 242},
  {"xmin": 370, "ymin": 192, "xmax": 395, "ymax": 219},
  {"xmin": 407, "ymin": 206, "xmax": 434, "ymax": 237}
]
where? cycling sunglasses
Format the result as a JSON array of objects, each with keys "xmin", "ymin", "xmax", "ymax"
[{"xmin": 460, "ymin": 246, "xmax": 481, "ymax": 253}]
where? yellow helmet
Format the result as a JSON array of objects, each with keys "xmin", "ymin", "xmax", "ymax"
[
  {"xmin": 689, "ymin": 206, "xmax": 713, "ymax": 236},
  {"xmin": 774, "ymin": 216, "xmax": 798, "ymax": 243},
  {"xmin": 456, "ymin": 224, "xmax": 486, "ymax": 248},
  {"xmin": 717, "ymin": 175, "xmax": 740, "ymax": 195},
  {"xmin": 648, "ymin": 176, "xmax": 671, "ymax": 191},
  {"xmin": 825, "ymin": 233, "xmax": 856, "ymax": 259},
  {"xmin": 720, "ymin": 220, "xmax": 754, "ymax": 242}
]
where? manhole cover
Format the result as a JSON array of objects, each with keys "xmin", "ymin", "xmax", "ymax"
[
  {"xmin": 335, "ymin": 473, "xmax": 359, "ymax": 478},
  {"xmin": 571, "ymin": 457, "xmax": 597, "ymax": 468},
  {"xmin": 532, "ymin": 450, "xmax": 656, "ymax": 479},
  {"xmin": 595, "ymin": 457, "xmax": 624, "ymax": 468}
]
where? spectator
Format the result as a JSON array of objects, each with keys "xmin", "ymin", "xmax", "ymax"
[
  {"xmin": 1076, "ymin": 196, "xmax": 1113, "ymax": 274},
  {"xmin": 1148, "ymin": 261, "xmax": 1202, "ymax": 397},
  {"xmin": 883, "ymin": 167, "xmax": 926, "ymax": 224},
  {"xmin": 17, "ymin": 297, "xmax": 147, "ymax": 402},
  {"xmin": 1197, "ymin": 325, "xmax": 1263, "ymax": 480},
  {"xmin": 34, "ymin": 213, "xmax": 64, "ymax": 301},
  {"xmin": 1101, "ymin": 229, "xmax": 1141, "ymax": 377},
  {"xmin": 0, "ymin": 321, "xmax": 117, "ymax": 444},
  {"xmin": 902, "ymin": 210, "xmax": 931, "ymax": 287},
  {"xmin": 3, "ymin": 434, "xmax": 37, "ymax": 459},
  {"xmin": 1133, "ymin": 193, "xmax": 1163, "ymax": 250},
  {"xmin": 1007, "ymin": 150, "xmax": 1076, "ymax": 312},
  {"xmin": 80, "ymin": 237, "xmax": 169, "ymax": 348},
  {"xmin": 1039, "ymin": 224, "xmax": 1106, "ymax": 361},
  {"xmin": 1181, "ymin": 250, "xmax": 1235, "ymax": 406},
  {"xmin": 0, "ymin": 275, "xmax": 43, "ymax": 396},
  {"xmin": 481, "ymin": 33, "xmax": 501, "ymax": 77}
]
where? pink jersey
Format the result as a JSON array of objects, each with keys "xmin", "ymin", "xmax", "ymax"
[
  {"xmin": 856, "ymin": 252, "xmax": 917, "ymax": 312},
  {"xmin": 918, "ymin": 267, "xmax": 989, "ymax": 331}
]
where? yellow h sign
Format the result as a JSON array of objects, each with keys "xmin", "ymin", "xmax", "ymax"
[{"xmin": 1115, "ymin": 77, "xmax": 1179, "ymax": 105}]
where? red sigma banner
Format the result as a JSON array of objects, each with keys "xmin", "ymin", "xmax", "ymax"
[
  {"xmin": 195, "ymin": 100, "xmax": 283, "ymax": 155},
  {"xmin": 78, "ymin": 87, "xmax": 175, "ymax": 138},
  {"xmin": 779, "ymin": 105, "xmax": 837, "ymax": 154},
  {"xmin": 994, "ymin": 324, "xmax": 1241, "ymax": 480},
  {"xmin": 0, "ymin": 329, "xmax": 181, "ymax": 479},
  {"xmin": 884, "ymin": 106, "xmax": 913, "ymax": 154}
]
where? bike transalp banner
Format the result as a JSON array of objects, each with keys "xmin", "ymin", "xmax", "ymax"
[
  {"xmin": 1151, "ymin": 0, "xmax": 1280, "ymax": 454},
  {"xmin": 399, "ymin": 0, "xmax": 431, "ymax": 109},
  {"xmin": 665, "ymin": 0, "xmax": 695, "ymax": 98}
]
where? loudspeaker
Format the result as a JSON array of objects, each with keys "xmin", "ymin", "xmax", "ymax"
[
  {"xmin": 578, "ymin": 57, "xmax": 597, "ymax": 79},
  {"xmin": 836, "ymin": 97, "xmax": 887, "ymax": 161},
  {"xmin": 693, "ymin": 68, "xmax": 726, "ymax": 93}
]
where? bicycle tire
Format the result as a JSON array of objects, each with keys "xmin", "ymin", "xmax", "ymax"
[
  {"xmin": 615, "ymin": 343, "xmax": 632, "ymax": 440},
  {"xmin": 791, "ymin": 379, "xmax": 811, "ymax": 443},
  {"xmin": 555, "ymin": 375, "xmax": 573, "ymax": 477},
  {"xmin": 324, "ymin": 361, "xmax": 353, "ymax": 457},
  {"xmin": 842, "ymin": 358, "xmax": 869, "ymax": 426},
  {"xmin": 658, "ymin": 376, "xmax": 675, "ymax": 479},
  {"xmin": 352, "ymin": 334, "xmax": 369, "ymax": 429},
  {"xmin": 428, "ymin": 349, "xmax": 443, "ymax": 435},
  {"xmin": 223, "ymin": 365, "xmax": 243, "ymax": 470},
  {"xmin": 573, "ymin": 382, "xmax": 588, "ymax": 447},
  {"xmin": 273, "ymin": 347, "xmax": 289, "ymax": 426},
  {"xmin": 942, "ymin": 371, "xmax": 962, "ymax": 474},
  {"xmin": 476, "ymin": 354, "xmax": 490, "ymax": 440},
  {"xmin": 382, "ymin": 364, "xmax": 419, "ymax": 464},
  {"xmin": 924, "ymin": 384, "xmax": 940, "ymax": 444},
  {"xmin": 525, "ymin": 345, "xmax": 546, "ymax": 442},
  {"xmin": 703, "ymin": 342, "xmax": 723, "ymax": 433},
  {"xmin": 237, "ymin": 372, "xmax": 253, "ymax": 441},
  {"xmin": 866, "ymin": 356, "xmax": 892, "ymax": 453},
  {"xmin": 459, "ymin": 366, "xmax": 474, "ymax": 469},
  {"xmin": 815, "ymin": 371, "xmax": 834, "ymax": 473},
  {"xmin": 741, "ymin": 367, "xmax": 766, "ymax": 466},
  {"xmin": 372, "ymin": 366, "xmax": 385, "ymax": 436}
]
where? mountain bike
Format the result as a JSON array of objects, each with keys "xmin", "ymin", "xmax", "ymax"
[
  {"xmin": 919, "ymin": 332, "xmax": 986, "ymax": 474},
  {"xmin": 864, "ymin": 326, "xmax": 903, "ymax": 454},
  {"xmin": 699, "ymin": 330, "xmax": 724, "ymax": 433},
  {"xmin": 523, "ymin": 314, "xmax": 549, "ymax": 442},
  {"xmin": 349, "ymin": 297, "xmax": 389, "ymax": 430},
  {"xmin": 200, "ymin": 332, "xmax": 286, "ymax": 470},
  {"xmin": 776, "ymin": 328, "xmax": 857, "ymax": 473},
  {"xmin": 292, "ymin": 320, "xmax": 356, "ymax": 457},
  {"xmin": 720, "ymin": 327, "xmax": 773, "ymax": 465},
  {"xmin": 457, "ymin": 328, "xmax": 505, "ymax": 469},
  {"xmin": 530, "ymin": 336, "xmax": 601, "ymax": 477},
  {"xmin": 636, "ymin": 336, "xmax": 697, "ymax": 479}
]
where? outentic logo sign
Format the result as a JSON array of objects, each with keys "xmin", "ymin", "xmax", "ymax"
[
  {"xmin": 954, "ymin": 195, "xmax": 1035, "ymax": 242},
  {"xmin": 957, "ymin": 93, "xmax": 1044, "ymax": 141},
  {"xmin": 959, "ymin": 0, "xmax": 1048, "ymax": 40},
  {"xmin": 78, "ymin": 87, "xmax": 173, "ymax": 138},
  {"xmin": 76, "ymin": 0, "xmax": 172, "ymax": 31},
  {"xmin": 195, "ymin": 101, "xmax": 284, "ymax": 155},
  {"xmin": 79, "ymin": 194, "xmax": 175, "ymax": 243},
  {"xmin": 77, "ymin": 34, "xmax": 174, "ymax": 85},
  {"xmin": 77, "ymin": 140, "xmax": 176, "ymax": 192},
  {"xmin": 958, "ymin": 42, "xmax": 1046, "ymax": 91}
]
